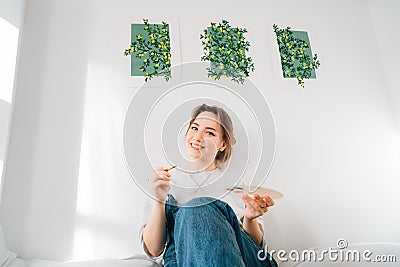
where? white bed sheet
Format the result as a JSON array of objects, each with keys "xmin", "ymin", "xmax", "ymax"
[
  {"xmin": 9, "ymin": 256, "xmax": 161, "ymax": 267},
  {"xmin": 9, "ymin": 258, "xmax": 58, "ymax": 267}
]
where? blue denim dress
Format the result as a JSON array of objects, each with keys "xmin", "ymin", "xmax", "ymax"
[{"xmin": 163, "ymin": 194, "xmax": 278, "ymax": 267}]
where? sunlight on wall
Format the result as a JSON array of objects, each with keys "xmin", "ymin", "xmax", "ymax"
[
  {"xmin": 72, "ymin": 63, "xmax": 144, "ymax": 260},
  {"xmin": 0, "ymin": 17, "xmax": 18, "ymax": 104},
  {"xmin": 0, "ymin": 17, "xmax": 18, "ymax": 194}
]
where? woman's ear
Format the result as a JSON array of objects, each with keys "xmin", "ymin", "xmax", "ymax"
[{"xmin": 219, "ymin": 142, "xmax": 226, "ymax": 152}]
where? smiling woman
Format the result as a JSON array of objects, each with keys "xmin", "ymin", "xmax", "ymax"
[
  {"xmin": 140, "ymin": 103, "xmax": 278, "ymax": 267},
  {"xmin": 184, "ymin": 104, "xmax": 235, "ymax": 172}
]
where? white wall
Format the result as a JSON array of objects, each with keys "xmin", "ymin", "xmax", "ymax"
[
  {"xmin": 0, "ymin": 100, "xmax": 10, "ymax": 161},
  {"xmin": 367, "ymin": 0, "xmax": 400, "ymax": 129},
  {"xmin": 0, "ymin": 0, "xmax": 20, "ymax": 202},
  {"xmin": 0, "ymin": 0, "xmax": 399, "ymax": 263},
  {"xmin": 0, "ymin": 0, "xmax": 23, "ymax": 28},
  {"xmin": 0, "ymin": 0, "xmax": 89, "ymax": 260}
]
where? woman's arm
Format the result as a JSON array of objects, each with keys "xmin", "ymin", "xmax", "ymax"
[
  {"xmin": 242, "ymin": 217, "xmax": 264, "ymax": 245},
  {"xmin": 142, "ymin": 201, "xmax": 167, "ymax": 257},
  {"xmin": 242, "ymin": 194, "xmax": 275, "ymax": 245},
  {"xmin": 142, "ymin": 166, "xmax": 171, "ymax": 257}
]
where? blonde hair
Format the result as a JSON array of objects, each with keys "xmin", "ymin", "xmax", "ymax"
[{"xmin": 187, "ymin": 104, "xmax": 236, "ymax": 168}]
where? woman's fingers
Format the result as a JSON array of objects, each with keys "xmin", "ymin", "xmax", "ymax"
[
  {"xmin": 153, "ymin": 180, "xmax": 170, "ymax": 188},
  {"xmin": 149, "ymin": 175, "xmax": 170, "ymax": 183},
  {"xmin": 155, "ymin": 167, "xmax": 171, "ymax": 177},
  {"xmin": 150, "ymin": 167, "xmax": 171, "ymax": 201},
  {"xmin": 254, "ymin": 194, "xmax": 274, "ymax": 208},
  {"xmin": 253, "ymin": 194, "xmax": 265, "ymax": 208},
  {"xmin": 248, "ymin": 198, "xmax": 264, "ymax": 214},
  {"xmin": 152, "ymin": 167, "xmax": 171, "ymax": 182},
  {"xmin": 152, "ymin": 174, "xmax": 170, "ymax": 182},
  {"xmin": 242, "ymin": 195, "xmax": 255, "ymax": 210},
  {"xmin": 242, "ymin": 194, "xmax": 264, "ymax": 214},
  {"xmin": 263, "ymin": 195, "xmax": 274, "ymax": 207},
  {"xmin": 243, "ymin": 194, "xmax": 273, "ymax": 215}
]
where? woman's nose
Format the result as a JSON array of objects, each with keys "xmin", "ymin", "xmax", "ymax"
[{"xmin": 193, "ymin": 131, "xmax": 203, "ymax": 141}]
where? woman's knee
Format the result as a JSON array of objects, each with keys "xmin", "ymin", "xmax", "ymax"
[
  {"xmin": 184, "ymin": 196, "xmax": 219, "ymax": 207},
  {"xmin": 176, "ymin": 197, "xmax": 229, "ymax": 221}
]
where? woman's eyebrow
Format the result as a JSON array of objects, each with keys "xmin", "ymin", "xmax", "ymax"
[
  {"xmin": 205, "ymin": 127, "xmax": 216, "ymax": 131},
  {"xmin": 192, "ymin": 122, "xmax": 217, "ymax": 132}
]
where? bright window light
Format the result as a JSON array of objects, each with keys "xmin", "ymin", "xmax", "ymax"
[{"xmin": 0, "ymin": 17, "xmax": 19, "ymax": 104}]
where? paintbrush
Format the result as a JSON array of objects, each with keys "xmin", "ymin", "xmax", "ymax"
[{"xmin": 164, "ymin": 166, "xmax": 177, "ymax": 172}]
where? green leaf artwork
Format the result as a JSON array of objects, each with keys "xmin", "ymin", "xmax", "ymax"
[
  {"xmin": 124, "ymin": 19, "xmax": 171, "ymax": 82},
  {"xmin": 273, "ymin": 24, "xmax": 320, "ymax": 88},
  {"xmin": 200, "ymin": 20, "xmax": 255, "ymax": 84}
]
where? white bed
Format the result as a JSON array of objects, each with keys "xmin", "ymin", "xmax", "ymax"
[
  {"xmin": 6, "ymin": 259, "xmax": 57, "ymax": 267},
  {"xmin": 8, "ymin": 257, "xmax": 161, "ymax": 267},
  {"xmin": 5, "ymin": 256, "xmax": 161, "ymax": 267},
  {"xmin": 1, "ymin": 226, "xmax": 161, "ymax": 267}
]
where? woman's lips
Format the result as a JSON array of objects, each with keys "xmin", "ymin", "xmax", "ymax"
[{"xmin": 190, "ymin": 142, "xmax": 204, "ymax": 151}]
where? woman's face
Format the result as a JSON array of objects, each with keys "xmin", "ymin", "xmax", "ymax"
[{"xmin": 185, "ymin": 111, "xmax": 226, "ymax": 165}]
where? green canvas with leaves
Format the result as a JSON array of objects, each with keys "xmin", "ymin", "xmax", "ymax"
[
  {"xmin": 273, "ymin": 24, "xmax": 320, "ymax": 87},
  {"xmin": 124, "ymin": 19, "xmax": 171, "ymax": 81},
  {"xmin": 288, "ymin": 31, "xmax": 316, "ymax": 79},
  {"xmin": 200, "ymin": 20, "xmax": 255, "ymax": 84}
]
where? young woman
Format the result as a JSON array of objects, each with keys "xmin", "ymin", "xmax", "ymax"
[{"xmin": 140, "ymin": 104, "xmax": 277, "ymax": 266}]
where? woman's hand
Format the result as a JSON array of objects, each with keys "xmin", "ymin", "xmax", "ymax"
[
  {"xmin": 149, "ymin": 166, "xmax": 171, "ymax": 202},
  {"xmin": 242, "ymin": 193, "xmax": 274, "ymax": 220}
]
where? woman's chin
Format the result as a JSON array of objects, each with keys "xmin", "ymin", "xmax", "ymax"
[
  {"xmin": 186, "ymin": 152, "xmax": 200, "ymax": 160},
  {"xmin": 184, "ymin": 162, "xmax": 211, "ymax": 172},
  {"xmin": 185, "ymin": 149, "xmax": 216, "ymax": 165}
]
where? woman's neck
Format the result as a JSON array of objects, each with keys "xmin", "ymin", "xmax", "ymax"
[
  {"xmin": 184, "ymin": 161, "xmax": 218, "ymax": 172},
  {"xmin": 203, "ymin": 162, "xmax": 217, "ymax": 172}
]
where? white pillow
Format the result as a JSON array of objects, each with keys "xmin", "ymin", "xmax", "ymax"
[{"xmin": 0, "ymin": 225, "xmax": 17, "ymax": 266}]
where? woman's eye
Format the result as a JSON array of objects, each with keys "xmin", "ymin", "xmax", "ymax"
[
  {"xmin": 206, "ymin": 131, "xmax": 216, "ymax": 136},
  {"xmin": 191, "ymin": 126, "xmax": 198, "ymax": 131}
]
